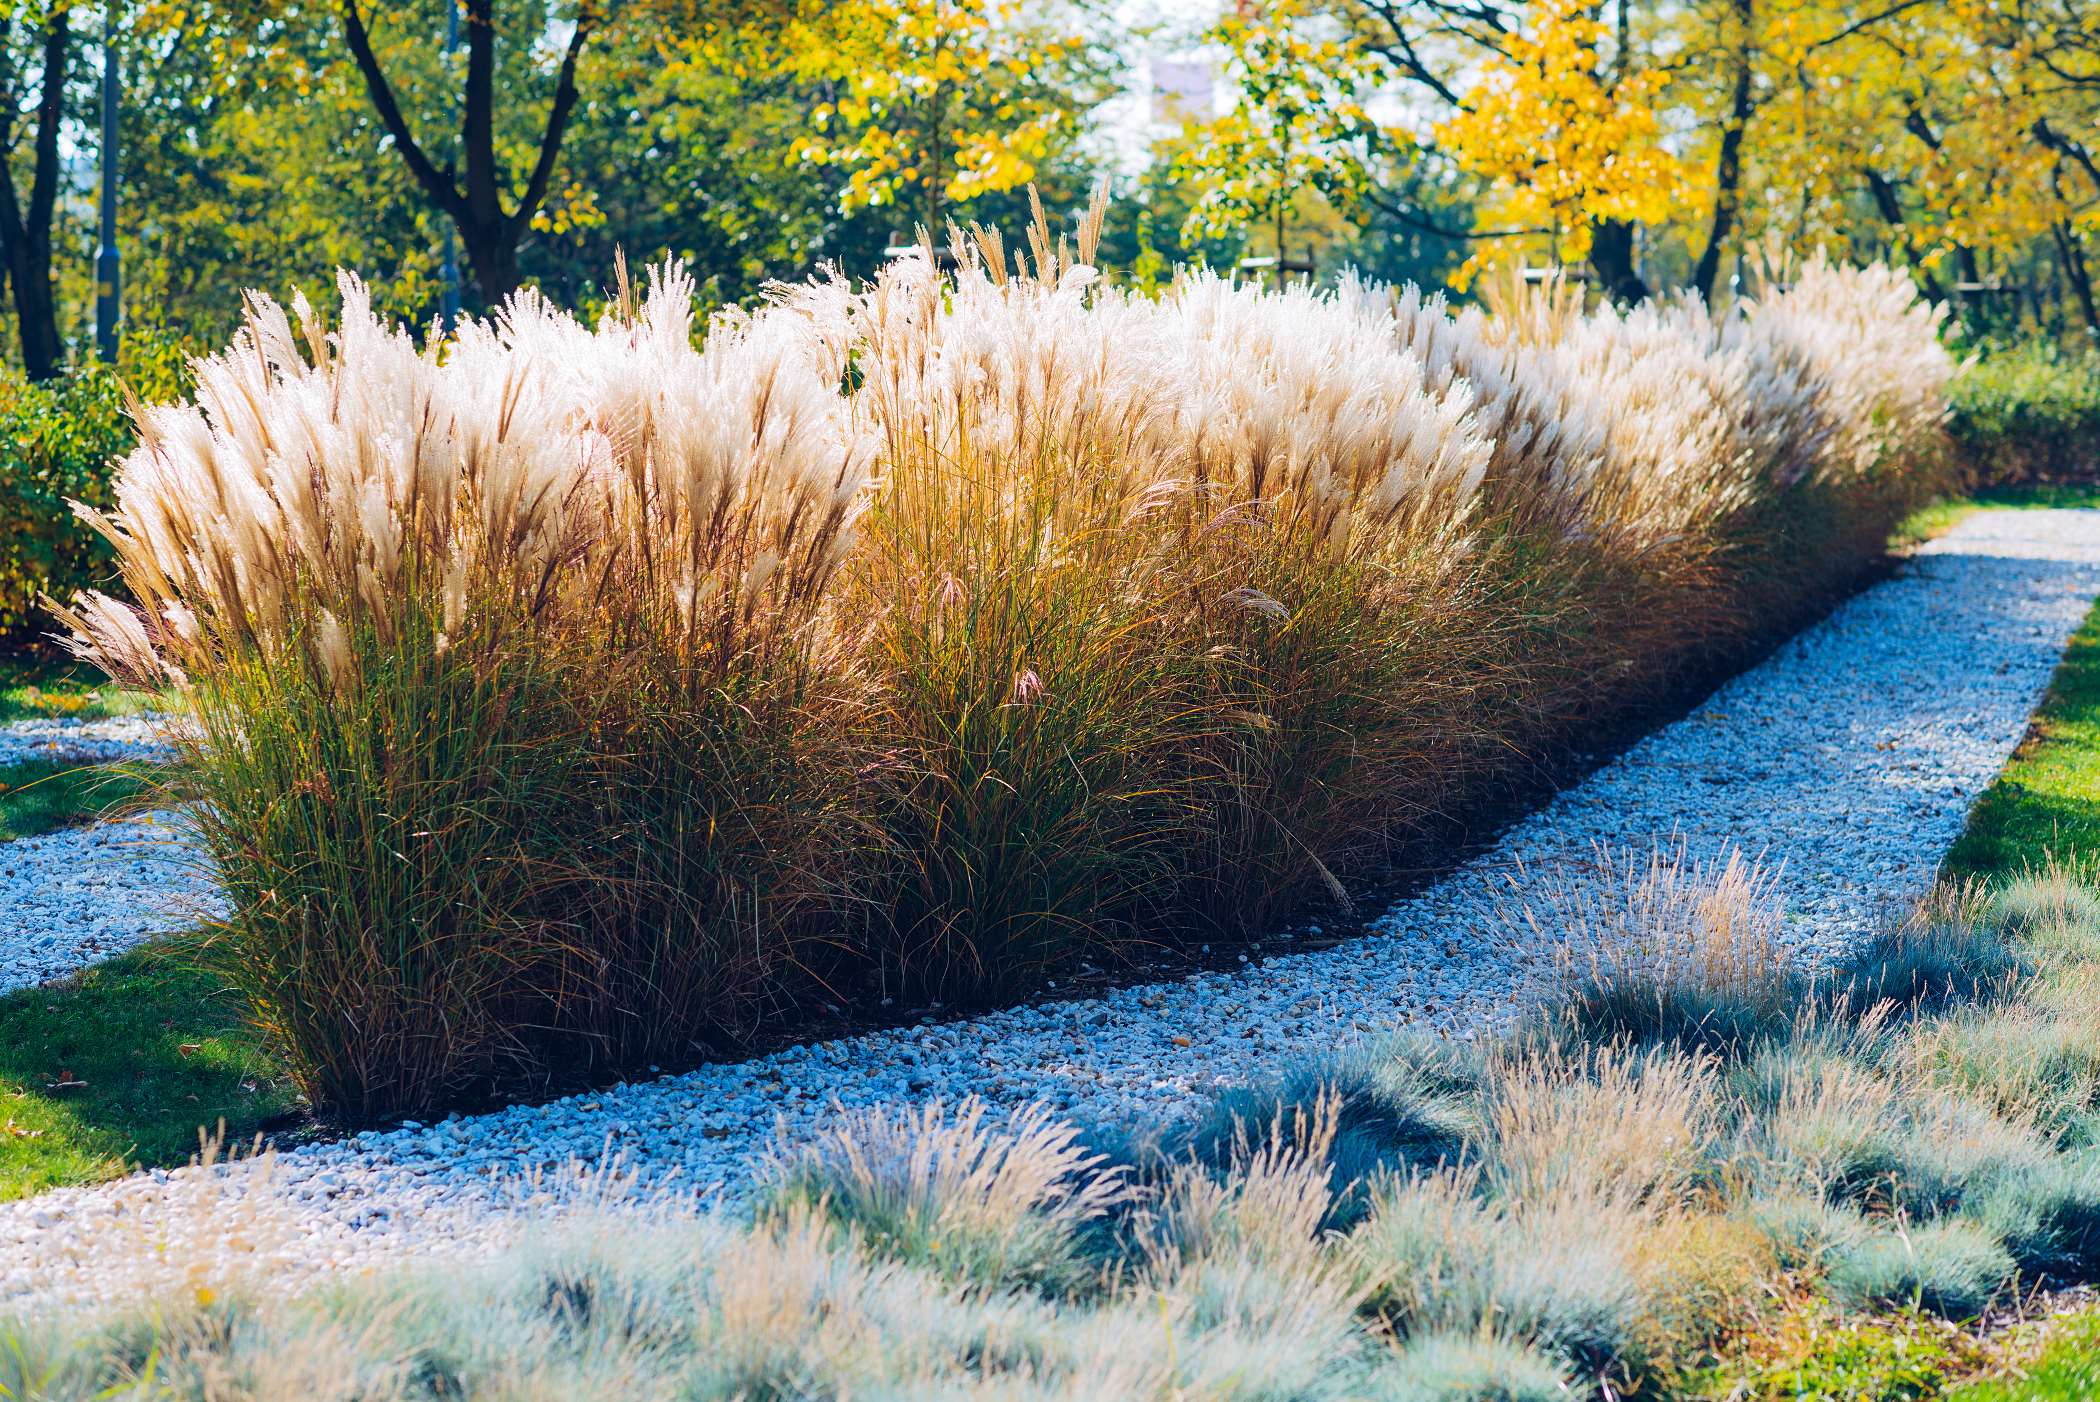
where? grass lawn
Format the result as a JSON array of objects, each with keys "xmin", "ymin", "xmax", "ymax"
[
  {"xmin": 0, "ymin": 757, "xmax": 153, "ymax": 842},
  {"xmin": 0, "ymin": 652, "xmax": 157, "ymax": 725},
  {"xmin": 1941, "ymin": 589, "xmax": 2100, "ymax": 883},
  {"xmin": 1886, "ymin": 482, "xmax": 2100, "ymax": 885},
  {"xmin": 0, "ymin": 659, "xmax": 288, "ymax": 1200},
  {"xmin": 1896, "ymin": 482, "xmax": 2100, "ymax": 544},
  {"xmin": 0, "ymin": 935, "xmax": 299, "ymax": 1201}
]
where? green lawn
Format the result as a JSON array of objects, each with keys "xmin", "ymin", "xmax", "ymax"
[
  {"xmin": 0, "ymin": 653, "xmax": 157, "ymax": 725},
  {"xmin": 0, "ymin": 757, "xmax": 154, "ymax": 842},
  {"xmin": 0, "ymin": 935, "xmax": 299, "ymax": 1201},
  {"xmin": 1892, "ymin": 484, "xmax": 2100, "ymax": 884},
  {"xmin": 1896, "ymin": 482, "xmax": 2100, "ymax": 545},
  {"xmin": 1949, "ymin": 1311, "xmax": 2100, "ymax": 1401},
  {"xmin": 0, "ymin": 665, "xmax": 286, "ymax": 1199},
  {"xmin": 1941, "ymin": 590, "xmax": 2100, "ymax": 883}
]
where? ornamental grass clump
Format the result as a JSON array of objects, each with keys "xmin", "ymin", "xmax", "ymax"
[
  {"xmin": 58, "ymin": 211, "xmax": 1956, "ymax": 1117},
  {"xmin": 836, "ymin": 229, "xmax": 1212, "ymax": 995},
  {"xmin": 59, "ymin": 269, "xmax": 874, "ymax": 1116}
]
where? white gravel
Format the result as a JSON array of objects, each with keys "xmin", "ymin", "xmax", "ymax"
[
  {"xmin": 0, "ymin": 711, "xmax": 214, "ymax": 996},
  {"xmin": 0, "ymin": 712, "xmax": 176, "ymax": 767},
  {"xmin": 0, "ymin": 811, "xmax": 221, "ymax": 995},
  {"xmin": 5, "ymin": 506, "xmax": 2100, "ymax": 1315}
]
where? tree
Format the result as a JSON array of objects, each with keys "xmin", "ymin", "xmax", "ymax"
[
  {"xmin": 524, "ymin": 21, "xmax": 896, "ymax": 306},
  {"xmin": 781, "ymin": 0, "xmax": 1112, "ymax": 236},
  {"xmin": 1678, "ymin": 0, "xmax": 1755, "ymax": 299},
  {"xmin": 338, "ymin": 0, "xmax": 600, "ymax": 306},
  {"xmin": 1434, "ymin": 0, "xmax": 1688, "ymax": 298},
  {"xmin": 0, "ymin": 1, "xmax": 73, "ymax": 379},
  {"xmin": 1168, "ymin": 0, "xmax": 1394, "ymax": 274}
]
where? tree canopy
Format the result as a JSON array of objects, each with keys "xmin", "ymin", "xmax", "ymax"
[{"xmin": 0, "ymin": 0, "xmax": 2090, "ymax": 379}]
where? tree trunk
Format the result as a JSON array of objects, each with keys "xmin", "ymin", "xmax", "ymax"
[
  {"xmin": 1588, "ymin": 220, "xmax": 1650, "ymax": 304},
  {"xmin": 1863, "ymin": 168, "xmax": 1946, "ymax": 302},
  {"xmin": 0, "ymin": 6, "xmax": 69, "ymax": 380},
  {"xmin": 463, "ymin": 231, "xmax": 521, "ymax": 307},
  {"xmin": 1692, "ymin": 3, "xmax": 1755, "ymax": 303},
  {"xmin": 2053, "ymin": 221, "xmax": 2100, "ymax": 333},
  {"xmin": 341, "ymin": 0, "xmax": 588, "ymax": 315},
  {"xmin": 7, "ymin": 239, "xmax": 60, "ymax": 379}
]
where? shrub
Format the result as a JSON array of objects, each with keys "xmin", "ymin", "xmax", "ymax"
[
  {"xmin": 1949, "ymin": 340, "xmax": 2100, "ymax": 483},
  {"xmin": 59, "ymin": 229, "xmax": 1957, "ymax": 1117},
  {"xmin": 0, "ymin": 331, "xmax": 197, "ymax": 645},
  {"xmin": 0, "ymin": 369, "xmax": 134, "ymax": 644}
]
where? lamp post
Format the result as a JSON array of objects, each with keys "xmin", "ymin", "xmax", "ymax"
[
  {"xmin": 95, "ymin": 8, "xmax": 119, "ymax": 363},
  {"xmin": 439, "ymin": 0, "xmax": 461, "ymax": 331}
]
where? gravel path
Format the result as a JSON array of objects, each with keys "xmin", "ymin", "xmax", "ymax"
[
  {"xmin": 0, "ymin": 713, "xmax": 175, "ymax": 767},
  {"xmin": 0, "ymin": 712, "xmax": 213, "ymax": 995},
  {"xmin": 0, "ymin": 811, "xmax": 221, "ymax": 995},
  {"xmin": 5, "ymin": 507, "xmax": 2099, "ymax": 1314}
]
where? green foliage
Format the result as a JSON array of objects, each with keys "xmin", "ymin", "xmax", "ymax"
[
  {"xmin": 1949, "ymin": 341, "xmax": 2100, "ymax": 485},
  {"xmin": 1171, "ymin": 0, "xmax": 1385, "ymax": 256},
  {"xmin": 0, "ymin": 328, "xmax": 193, "ymax": 646},
  {"xmin": 0, "ymin": 368, "xmax": 132, "ymax": 643},
  {"xmin": 1949, "ymin": 1308, "xmax": 2100, "ymax": 1400},
  {"xmin": 1696, "ymin": 1307, "xmax": 1975, "ymax": 1401},
  {"xmin": 0, "ymin": 934, "xmax": 298, "ymax": 1201}
]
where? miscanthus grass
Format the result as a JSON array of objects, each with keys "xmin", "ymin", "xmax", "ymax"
[{"xmin": 58, "ymin": 203, "xmax": 1953, "ymax": 1116}]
